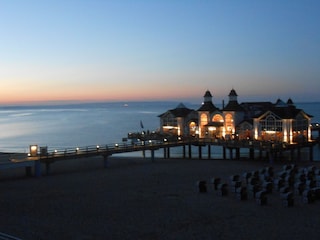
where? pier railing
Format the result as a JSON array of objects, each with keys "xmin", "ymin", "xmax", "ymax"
[{"xmin": 27, "ymin": 138, "xmax": 315, "ymax": 161}]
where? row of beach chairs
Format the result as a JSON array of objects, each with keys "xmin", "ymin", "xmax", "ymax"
[{"xmin": 197, "ymin": 164, "xmax": 320, "ymax": 207}]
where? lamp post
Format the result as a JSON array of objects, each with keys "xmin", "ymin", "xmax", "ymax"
[{"xmin": 29, "ymin": 145, "xmax": 38, "ymax": 157}]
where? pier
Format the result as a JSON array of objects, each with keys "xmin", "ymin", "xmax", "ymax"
[{"xmin": 2, "ymin": 138, "xmax": 318, "ymax": 178}]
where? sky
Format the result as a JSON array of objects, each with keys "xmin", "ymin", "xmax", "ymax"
[{"xmin": 0, "ymin": 0, "xmax": 319, "ymax": 105}]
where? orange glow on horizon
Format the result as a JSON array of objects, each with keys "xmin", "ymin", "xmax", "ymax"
[{"xmin": 0, "ymin": 87, "xmax": 202, "ymax": 105}]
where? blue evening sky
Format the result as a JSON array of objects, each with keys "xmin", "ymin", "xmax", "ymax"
[{"xmin": 0, "ymin": 0, "xmax": 319, "ymax": 104}]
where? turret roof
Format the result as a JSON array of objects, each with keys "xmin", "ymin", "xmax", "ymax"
[{"xmin": 228, "ymin": 89, "xmax": 238, "ymax": 97}]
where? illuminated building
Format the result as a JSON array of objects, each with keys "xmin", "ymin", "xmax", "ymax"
[{"xmin": 159, "ymin": 89, "xmax": 313, "ymax": 143}]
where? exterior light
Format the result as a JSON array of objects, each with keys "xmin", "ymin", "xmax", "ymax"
[
  {"xmin": 29, "ymin": 145, "xmax": 38, "ymax": 157},
  {"xmin": 76, "ymin": 147, "xmax": 79, "ymax": 152},
  {"xmin": 163, "ymin": 138, "xmax": 168, "ymax": 142},
  {"xmin": 115, "ymin": 143, "xmax": 119, "ymax": 147},
  {"xmin": 96, "ymin": 145, "xmax": 100, "ymax": 150}
]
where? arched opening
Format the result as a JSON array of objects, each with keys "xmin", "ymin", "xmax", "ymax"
[
  {"xmin": 225, "ymin": 113, "xmax": 234, "ymax": 137},
  {"xmin": 200, "ymin": 113, "xmax": 208, "ymax": 137},
  {"xmin": 189, "ymin": 121, "xmax": 197, "ymax": 137},
  {"xmin": 207, "ymin": 114, "xmax": 224, "ymax": 138}
]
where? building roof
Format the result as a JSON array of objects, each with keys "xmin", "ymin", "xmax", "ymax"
[
  {"xmin": 256, "ymin": 103, "xmax": 313, "ymax": 119},
  {"xmin": 197, "ymin": 101, "xmax": 219, "ymax": 112},
  {"xmin": 228, "ymin": 89, "xmax": 238, "ymax": 97},
  {"xmin": 158, "ymin": 103, "xmax": 196, "ymax": 118},
  {"xmin": 204, "ymin": 90, "xmax": 212, "ymax": 98},
  {"xmin": 287, "ymin": 98, "xmax": 294, "ymax": 105},
  {"xmin": 223, "ymin": 100, "xmax": 244, "ymax": 111}
]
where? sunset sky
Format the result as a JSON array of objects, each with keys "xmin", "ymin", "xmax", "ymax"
[{"xmin": 1, "ymin": 1, "xmax": 319, "ymax": 105}]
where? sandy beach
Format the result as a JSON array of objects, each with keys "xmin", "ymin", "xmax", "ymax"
[{"xmin": 1, "ymin": 156, "xmax": 320, "ymax": 240}]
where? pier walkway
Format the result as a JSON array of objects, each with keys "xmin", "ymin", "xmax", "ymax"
[{"xmin": 1, "ymin": 138, "xmax": 318, "ymax": 178}]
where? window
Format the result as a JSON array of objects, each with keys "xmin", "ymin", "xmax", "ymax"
[
  {"xmin": 293, "ymin": 114, "xmax": 307, "ymax": 131},
  {"xmin": 260, "ymin": 115, "xmax": 282, "ymax": 132}
]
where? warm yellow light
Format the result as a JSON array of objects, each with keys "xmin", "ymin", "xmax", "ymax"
[
  {"xmin": 266, "ymin": 130, "xmax": 276, "ymax": 134},
  {"xmin": 29, "ymin": 145, "xmax": 38, "ymax": 157},
  {"xmin": 163, "ymin": 126, "xmax": 178, "ymax": 129}
]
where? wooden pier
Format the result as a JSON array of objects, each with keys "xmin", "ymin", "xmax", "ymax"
[{"xmin": 2, "ymin": 138, "xmax": 318, "ymax": 178}]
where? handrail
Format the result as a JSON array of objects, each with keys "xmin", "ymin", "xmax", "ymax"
[{"xmin": 8, "ymin": 138, "xmax": 317, "ymax": 162}]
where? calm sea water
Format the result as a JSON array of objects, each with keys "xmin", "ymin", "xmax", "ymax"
[{"xmin": 0, "ymin": 101, "xmax": 319, "ymax": 160}]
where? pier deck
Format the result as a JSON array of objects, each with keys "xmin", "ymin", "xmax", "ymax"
[{"xmin": 2, "ymin": 139, "xmax": 318, "ymax": 178}]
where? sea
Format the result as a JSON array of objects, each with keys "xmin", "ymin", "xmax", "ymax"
[{"xmin": 0, "ymin": 101, "xmax": 319, "ymax": 160}]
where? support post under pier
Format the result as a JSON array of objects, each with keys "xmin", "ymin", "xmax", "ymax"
[
  {"xmin": 25, "ymin": 166, "xmax": 32, "ymax": 177},
  {"xmin": 236, "ymin": 148, "xmax": 240, "ymax": 160},
  {"xmin": 250, "ymin": 148, "xmax": 255, "ymax": 160},
  {"xmin": 198, "ymin": 145, "xmax": 202, "ymax": 159},
  {"xmin": 46, "ymin": 162, "xmax": 51, "ymax": 175},
  {"xmin": 151, "ymin": 150, "xmax": 155, "ymax": 162},
  {"xmin": 188, "ymin": 144, "xmax": 192, "ymax": 159},
  {"xmin": 103, "ymin": 155, "xmax": 109, "ymax": 168},
  {"xmin": 229, "ymin": 148, "xmax": 233, "ymax": 160},
  {"xmin": 34, "ymin": 160, "xmax": 41, "ymax": 177},
  {"xmin": 309, "ymin": 145, "xmax": 314, "ymax": 162},
  {"xmin": 297, "ymin": 147, "xmax": 301, "ymax": 161},
  {"xmin": 208, "ymin": 145, "xmax": 211, "ymax": 159}
]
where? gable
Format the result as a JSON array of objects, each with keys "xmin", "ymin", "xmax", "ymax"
[{"xmin": 256, "ymin": 111, "xmax": 282, "ymax": 121}]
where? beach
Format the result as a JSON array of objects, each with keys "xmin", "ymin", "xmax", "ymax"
[{"xmin": 1, "ymin": 156, "xmax": 320, "ymax": 240}]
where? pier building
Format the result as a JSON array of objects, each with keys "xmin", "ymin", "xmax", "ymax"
[{"xmin": 159, "ymin": 89, "xmax": 313, "ymax": 144}]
